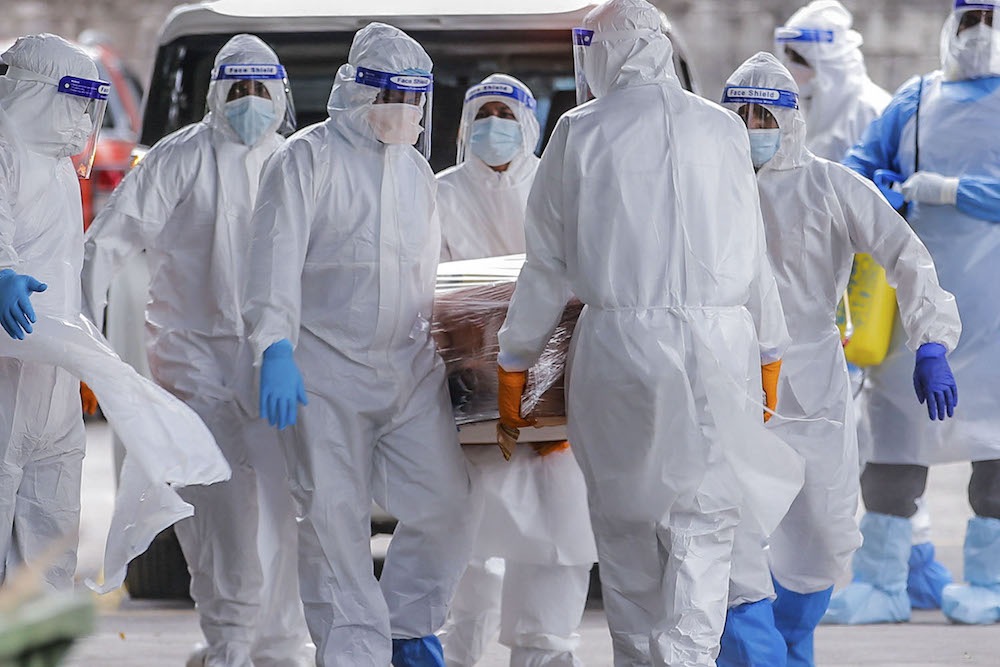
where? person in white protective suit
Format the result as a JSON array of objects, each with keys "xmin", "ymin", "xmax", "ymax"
[
  {"xmin": 825, "ymin": 0, "xmax": 1000, "ymax": 627},
  {"xmin": 774, "ymin": 0, "xmax": 891, "ymax": 162},
  {"xmin": 437, "ymin": 74, "xmax": 538, "ymax": 263},
  {"xmin": 716, "ymin": 52, "xmax": 962, "ymax": 667},
  {"xmin": 81, "ymin": 35, "xmax": 312, "ymax": 667},
  {"xmin": 496, "ymin": 2, "xmax": 806, "ymax": 665},
  {"xmin": 776, "ymin": 0, "xmax": 950, "ymax": 614},
  {"xmin": 242, "ymin": 22, "xmax": 476, "ymax": 667},
  {"xmin": 434, "ymin": 74, "xmax": 598, "ymax": 667},
  {"xmin": 0, "ymin": 33, "xmax": 107, "ymax": 590}
]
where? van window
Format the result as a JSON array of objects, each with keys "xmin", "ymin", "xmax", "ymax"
[{"xmin": 143, "ymin": 29, "xmax": 694, "ymax": 172}]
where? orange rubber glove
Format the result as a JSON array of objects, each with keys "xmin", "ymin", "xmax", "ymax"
[
  {"xmin": 761, "ymin": 359, "xmax": 781, "ymax": 423},
  {"xmin": 81, "ymin": 382, "xmax": 98, "ymax": 416},
  {"xmin": 497, "ymin": 367, "xmax": 536, "ymax": 428}
]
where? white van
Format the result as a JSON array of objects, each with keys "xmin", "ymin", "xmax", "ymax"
[
  {"xmin": 123, "ymin": 0, "xmax": 700, "ymax": 599},
  {"xmin": 138, "ymin": 0, "xmax": 698, "ymax": 171}
]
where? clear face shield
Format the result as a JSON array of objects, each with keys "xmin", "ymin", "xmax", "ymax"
[
  {"xmin": 721, "ymin": 86, "xmax": 799, "ymax": 168},
  {"xmin": 573, "ymin": 28, "xmax": 596, "ymax": 106},
  {"xmin": 58, "ymin": 76, "xmax": 110, "ymax": 178},
  {"xmin": 773, "ymin": 27, "xmax": 835, "ymax": 94},
  {"xmin": 355, "ymin": 66, "xmax": 434, "ymax": 159},
  {"xmin": 942, "ymin": 2, "xmax": 1000, "ymax": 81},
  {"xmin": 212, "ymin": 63, "xmax": 297, "ymax": 135},
  {"xmin": 456, "ymin": 81, "xmax": 537, "ymax": 166}
]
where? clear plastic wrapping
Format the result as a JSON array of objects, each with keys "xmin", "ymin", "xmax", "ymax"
[{"xmin": 432, "ymin": 254, "xmax": 581, "ymax": 425}]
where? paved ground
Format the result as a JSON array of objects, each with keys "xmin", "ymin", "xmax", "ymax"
[{"xmin": 62, "ymin": 422, "xmax": 1000, "ymax": 666}]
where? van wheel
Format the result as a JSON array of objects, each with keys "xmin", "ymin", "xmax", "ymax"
[{"xmin": 124, "ymin": 527, "xmax": 191, "ymax": 600}]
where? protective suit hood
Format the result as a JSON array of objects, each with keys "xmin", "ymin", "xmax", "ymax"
[
  {"xmin": 326, "ymin": 22, "xmax": 433, "ymax": 146},
  {"xmin": 776, "ymin": 1, "xmax": 879, "ymax": 155},
  {"xmin": 0, "ymin": 34, "xmax": 99, "ymax": 158},
  {"xmin": 724, "ymin": 52, "xmax": 809, "ymax": 172},
  {"xmin": 456, "ymin": 73, "xmax": 540, "ymax": 182},
  {"xmin": 206, "ymin": 34, "xmax": 289, "ymax": 147},
  {"xmin": 581, "ymin": 0, "xmax": 677, "ymax": 98}
]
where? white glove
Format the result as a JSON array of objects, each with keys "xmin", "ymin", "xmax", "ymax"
[{"xmin": 901, "ymin": 171, "xmax": 960, "ymax": 205}]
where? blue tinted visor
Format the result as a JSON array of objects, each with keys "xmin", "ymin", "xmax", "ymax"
[
  {"xmin": 722, "ymin": 86, "xmax": 799, "ymax": 110},
  {"xmin": 464, "ymin": 81, "xmax": 537, "ymax": 111},
  {"xmin": 774, "ymin": 27, "xmax": 836, "ymax": 44},
  {"xmin": 57, "ymin": 76, "xmax": 110, "ymax": 100},
  {"xmin": 214, "ymin": 63, "xmax": 288, "ymax": 80},
  {"xmin": 355, "ymin": 66, "xmax": 433, "ymax": 93}
]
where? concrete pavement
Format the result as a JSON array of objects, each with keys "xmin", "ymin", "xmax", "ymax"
[{"xmin": 64, "ymin": 422, "xmax": 1000, "ymax": 666}]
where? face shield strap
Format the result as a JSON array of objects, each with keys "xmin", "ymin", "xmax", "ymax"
[
  {"xmin": 774, "ymin": 27, "xmax": 836, "ymax": 44},
  {"xmin": 213, "ymin": 63, "xmax": 288, "ymax": 80},
  {"xmin": 722, "ymin": 86, "xmax": 799, "ymax": 110},
  {"xmin": 589, "ymin": 28, "xmax": 661, "ymax": 43},
  {"xmin": 464, "ymin": 82, "xmax": 537, "ymax": 112}
]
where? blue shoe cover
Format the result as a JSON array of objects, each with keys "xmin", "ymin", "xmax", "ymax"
[
  {"xmin": 392, "ymin": 636, "xmax": 445, "ymax": 667},
  {"xmin": 772, "ymin": 580, "xmax": 832, "ymax": 667},
  {"xmin": 941, "ymin": 516, "xmax": 1000, "ymax": 625},
  {"xmin": 718, "ymin": 599, "xmax": 787, "ymax": 667},
  {"xmin": 822, "ymin": 513, "xmax": 911, "ymax": 625},
  {"xmin": 907, "ymin": 542, "xmax": 952, "ymax": 609}
]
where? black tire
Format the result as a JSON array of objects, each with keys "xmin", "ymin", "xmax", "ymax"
[{"xmin": 124, "ymin": 527, "xmax": 192, "ymax": 600}]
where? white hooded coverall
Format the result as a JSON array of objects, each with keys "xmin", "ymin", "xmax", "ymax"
[
  {"xmin": 435, "ymin": 74, "xmax": 597, "ymax": 667},
  {"xmin": 82, "ymin": 35, "xmax": 310, "ymax": 667},
  {"xmin": 0, "ymin": 33, "xmax": 230, "ymax": 598},
  {"xmin": 497, "ymin": 1, "xmax": 802, "ymax": 665},
  {"xmin": 721, "ymin": 52, "xmax": 961, "ymax": 602},
  {"xmin": 242, "ymin": 23, "xmax": 476, "ymax": 667}
]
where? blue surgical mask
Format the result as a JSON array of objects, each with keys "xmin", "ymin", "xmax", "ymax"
[
  {"xmin": 469, "ymin": 116, "xmax": 523, "ymax": 167},
  {"xmin": 224, "ymin": 95, "xmax": 276, "ymax": 146},
  {"xmin": 748, "ymin": 128, "xmax": 781, "ymax": 169}
]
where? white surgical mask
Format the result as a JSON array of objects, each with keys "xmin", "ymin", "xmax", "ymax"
[
  {"xmin": 469, "ymin": 116, "xmax": 523, "ymax": 167},
  {"xmin": 225, "ymin": 95, "xmax": 277, "ymax": 146},
  {"xmin": 367, "ymin": 103, "xmax": 424, "ymax": 146},
  {"xmin": 948, "ymin": 23, "xmax": 1000, "ymax": 80},
  {"xmin": 748, "ymin": 128, "xmax": 782, "ymax": 169}
]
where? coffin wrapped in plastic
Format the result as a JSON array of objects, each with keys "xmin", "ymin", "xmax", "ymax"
[{"xmin": 433, "ymin": 254, "xmax": 581, "ymax": 426}]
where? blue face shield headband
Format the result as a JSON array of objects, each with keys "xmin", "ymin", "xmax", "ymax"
[
  {"xmin": 213, "ymin": 63, "xmax": 288, "ymax": 80},
  {"xmin": 464, "ymin": 82, "xmax": 537, "ymax": 112},
  {"xmin": 774, "ymin": 27, "xmax": 836, "ymax": 44},
  {"xmin": 955, "ymin": 1, "xmax": 999, "ymax": 10},
  {"xmin": 721, "ymin": 86, "xmax": 800, "ymax": 110}
]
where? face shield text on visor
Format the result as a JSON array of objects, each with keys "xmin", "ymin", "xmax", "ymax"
[
  {"xmin": 942, "ymin": 1, "xmax": 1000, "ymax": 81},
  {"xmin": 212, "ymin": 63, "xmax": 297, "ymax": 135},
  {"xmin": 457, "ymin": 80, "xmax": 537, "ymax": 165},
  {"xmin": 721, "ymin": 85, "xmax": 799, "ymax": 168},
  {"xmin": 355, "ymin": 66, "xmax": 433, "ymax": 159}
]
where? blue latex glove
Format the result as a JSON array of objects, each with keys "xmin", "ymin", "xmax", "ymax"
[
  {"xmin": 391, "ymin": 636, "xmax": 445, "ymax": 667},
  {"xmin": 260, "ymin": 339, "xmax": 308, "ymax": 430},
  {"xmin": 913, "ymin": 343, "xmax": 957, "ymax": 421},
  {"xmin": 0, "ymin": 268, "xmax": 47, "ymax": 340}
]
